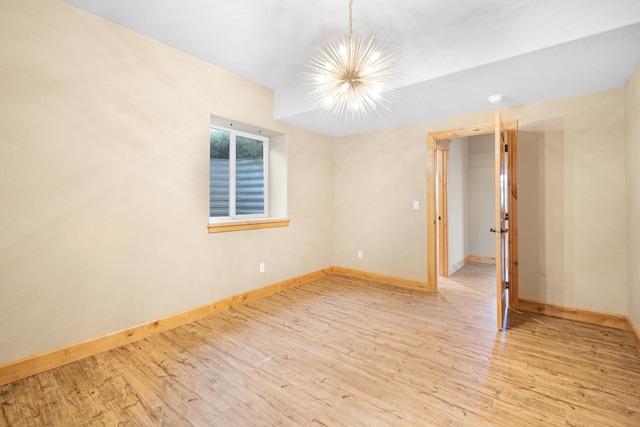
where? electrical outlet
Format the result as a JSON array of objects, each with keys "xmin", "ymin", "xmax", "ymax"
[
  {"xmin": 357, "ymin": 250, "xmax": 363, "ymax": 259},
  {"xmin": 259, "ymin": 263, "xmax": 265, "ymax": 273}
]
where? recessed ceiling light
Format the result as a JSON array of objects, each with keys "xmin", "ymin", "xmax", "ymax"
[{"xmin": 488, "ymin": 94, "xmax": 504, "ymax": 104}]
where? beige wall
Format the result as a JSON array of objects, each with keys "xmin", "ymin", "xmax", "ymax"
[
  {"xmin": 333, "ymin": 128, "xmax": 428, "ymax": 280},
  {"xmin": 334, "ymin": 89, "xmax": 628, "ymax": 315},
  {"xmin": 0, "ymin": 0, "xmax": 334, "ymax": 365},
  {"xmin": 467, "ymin": 134, "xmax": 495, "ymax": 259},
  {"xmin": 626, "ymin": 65, "xmax": 640, "ymax": 331}
]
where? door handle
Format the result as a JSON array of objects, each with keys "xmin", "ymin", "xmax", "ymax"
[{"xmin": 490, "ymin": 228, "xmax": 508, "ymax": 234}]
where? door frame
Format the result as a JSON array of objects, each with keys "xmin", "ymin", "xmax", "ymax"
[
  {"xmin": 436, "ymin": 143, "xmax": 449, "ymax": 277},
  {"xmin": 426, "ymin": 119, "xmax": 518, "ymax": 308}
]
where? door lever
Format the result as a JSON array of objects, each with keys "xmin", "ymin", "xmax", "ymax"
[{"xmin": 490, "ymin": 228, "xmax": 508, "ymax": 234}]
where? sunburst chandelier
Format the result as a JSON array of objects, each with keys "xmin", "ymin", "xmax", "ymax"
[{"xmin": 305, "ymin": 0, "xmax": 398, "ymax": 118}]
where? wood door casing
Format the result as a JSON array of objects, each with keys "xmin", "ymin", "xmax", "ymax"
[
  {"xmin": 436, "ymin": 146, "xmax": 448, "ymax": 277},
  {"xmin": 507, "ymin": 126, "xmax": 519, "ymax": 307},
  {"xmin": 427, "ymin": 119, "xmax": 519, "ymax": 329}
]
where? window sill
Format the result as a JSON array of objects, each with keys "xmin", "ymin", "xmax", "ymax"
[{"xmin": 207, "ymin": 218, "xmax": 290, "ymax": 234}]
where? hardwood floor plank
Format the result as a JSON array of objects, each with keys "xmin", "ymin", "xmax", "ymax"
[{"xmin": 1, "ymin": 264, "xmax": 639, "ymax": 426}]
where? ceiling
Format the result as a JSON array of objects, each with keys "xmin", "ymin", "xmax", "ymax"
[{"xmin": 62, "ymin": 0, "xmax": 640, "ymax": 137}]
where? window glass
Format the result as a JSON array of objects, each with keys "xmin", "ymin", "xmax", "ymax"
[
  {"xmin": 209, "ymin": 127, "xmax": 267, "ymax": 219},
  {"xmin": 236, "ymin": 136, "xmax": 265, "ymax": 215},
  {"xmin": 210, "ymin": 129, "xmax": 230, "ymax": 217}
]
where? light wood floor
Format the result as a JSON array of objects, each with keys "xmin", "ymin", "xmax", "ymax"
[{"xmin": 1, "ymin": 264, "xmax": 640, "ymax": 426}]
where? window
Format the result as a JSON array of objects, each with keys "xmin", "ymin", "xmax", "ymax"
[
  {"xmin": 207, "ymin": 116, "xmax": 289, "ymax": 233},
  {"xmin": 210, "ymin": 126, "xmax": 268, "ymax": 219}
]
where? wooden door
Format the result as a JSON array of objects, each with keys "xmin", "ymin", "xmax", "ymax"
[{"xmin": 494, "ymin": 113, "xmax": 509, "ymax": 330}]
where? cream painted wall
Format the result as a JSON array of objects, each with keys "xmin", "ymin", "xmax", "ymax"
[
  {"xmin": 515, "ymin": 90, "xmax": 627, "ymax": 312},
  {"xmin": 626, "ymin": 65, "xmax": 640, "ymax": 331},
  {"xmin": 0, "ymin": 0, "xmax": 334, "ymax": 365},
  {"xmin": 447, "ymin": 138, "xmax": 468, "ymax": 274},
  {"xmin": 334, "ymin": 89, "xmax": 628, "ymax": 315},
  {"xmin": 467, "ymin": 134, "xmax": 495, "ymax": 259},
  {"xmin": 333, "ymin": 128, "xmax": 428, "ymax": 280}
]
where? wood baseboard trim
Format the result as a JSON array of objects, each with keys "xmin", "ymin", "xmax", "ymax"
[
  {"xmin": 627, "ymin": 318, "xmax": 640, "ymax": 352},
  {"xmin": 0, "ymin": 269, "xmax": 330, "ymax": 386},
  {"xmin": 331, "ymin": 266, "xmax": 429, "ymax": 292},
  {"xmin": 518, "ymin": 298, "xmax": 629, "ymax": 330},
  {"xmin": 464, "ymin": 255, "xmax": 496, "ymax": 265},
  {"xmin": 518, "ymin": 298, "xmax": 640, "ymax": 352}
]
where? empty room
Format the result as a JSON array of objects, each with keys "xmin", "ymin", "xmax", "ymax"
[{"xmin": 1, "ymin": 0, "xmax": 640, "ymax": 425}]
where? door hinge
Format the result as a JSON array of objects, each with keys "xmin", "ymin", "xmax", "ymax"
[
  {"xmin": 505, "ymin": 213, "xmax": 509, "ymax": 221},
  {"xmin": 504, "ymin": 143, "xmax": 508, "ymax": 152},
  {"xmin": 506, "ymin": 281, "xmax": 510, "ymax": 289}
]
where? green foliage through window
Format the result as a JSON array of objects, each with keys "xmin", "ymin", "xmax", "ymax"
[
  {"xmin": 210, "ymin": 129, "xmax": 230, "ymax": 159},
  {"xmin": 210, "ymin": 129, "xmax": 263, "ymax": 160}
]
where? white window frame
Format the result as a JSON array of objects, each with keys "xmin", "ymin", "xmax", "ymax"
[{"xmin": 209, "ymin": 126, "xmax": 269, "ymax": 222}]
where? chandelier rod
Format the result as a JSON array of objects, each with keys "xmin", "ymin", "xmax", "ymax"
[{"xmin": 348, "ymin": 0, "xmax": 353, "ymax": 43}]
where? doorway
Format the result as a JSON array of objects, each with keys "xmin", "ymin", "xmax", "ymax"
[
  {"xmin": 427, "ymin": 115, "xmax": 518, "ymax": 330},
  {"xmin": 437, "ymin": 135, "xmax": 498, "ymax": 277}
]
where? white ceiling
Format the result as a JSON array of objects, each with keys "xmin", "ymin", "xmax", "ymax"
[{"xmin": 63, "ymin": 0, "xmax": 640, "ymax": 137}]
